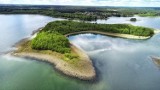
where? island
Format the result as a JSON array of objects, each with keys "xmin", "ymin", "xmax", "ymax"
[
  {"xmin": 130, "ymin": 18, "xmax": 137, "ymax": 22},
  {"xmin": 12, "ymin": 21, "xmax": 154, "ymax": 80}
]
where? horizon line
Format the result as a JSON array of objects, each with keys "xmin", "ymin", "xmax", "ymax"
[{"xmin": 0, "ymin": 4, "xmax": 160, "ymax": 8}]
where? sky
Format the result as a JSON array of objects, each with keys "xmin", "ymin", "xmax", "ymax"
[{"xmin": 0, "ymin": 0, "xmax": 160, "ymax": 7}]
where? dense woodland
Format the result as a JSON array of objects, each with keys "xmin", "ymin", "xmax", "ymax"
[
  {"xmin": 1, "ymin": 5, "xmax": 160, "ymax": 21},
  {"xmin": 43, "ymin": 21, "xmax": 154, "ymax": 36},
  {"xmin": 32, "ymin": 32, "xmax": 70, "ymax": 54}
]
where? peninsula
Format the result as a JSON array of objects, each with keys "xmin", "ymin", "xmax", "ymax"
[{"xmin": 12, "ymin": 21, "xmax": 154, "ymax": 80}]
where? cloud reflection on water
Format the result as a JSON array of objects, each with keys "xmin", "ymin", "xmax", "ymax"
[{"xmin": 69, "ymin": 33, "xmax": 160, "ymax": 90}]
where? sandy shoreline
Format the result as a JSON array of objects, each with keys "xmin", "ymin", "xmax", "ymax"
[
  {"xmin": 65, "ymin": 30, "xmax": 151, "ymax": 39},
  {"xmin": 11, "ymin": 28, "xmax": 96, "ymax": 80},
  {"xmin": 12, "ymin": 44, "xmax": 96, "ymax": 80},
  {"xmin": 154, "ymin": 29, "xmax": 160, "ymax": 34}
]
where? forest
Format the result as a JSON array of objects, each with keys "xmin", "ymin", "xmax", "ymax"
[
  {"xmin": 1, "ymin": 5, "xmax": 160, "ymax": 21},
  {"xmin": 42, "ymin": 21, "xmax": 154, "ymax": 36},
  {"xmin": 32, "ymin": 32, "xmax": 70, "ymax": 54}
]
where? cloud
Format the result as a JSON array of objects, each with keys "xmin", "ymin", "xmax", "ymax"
[{"xmin": 0, "ymin": 0, "xmax": 160, "ymax": 7}]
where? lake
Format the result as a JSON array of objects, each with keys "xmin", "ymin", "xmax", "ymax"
[{"xmin": 0, "ymin": 15, "xmax": 160, "ymax": 90}]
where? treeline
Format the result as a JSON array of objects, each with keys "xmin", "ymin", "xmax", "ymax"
[
  {"xmin": 31, "ymin": 31, "xmax": 79, "ymax": 60},
  {"xmin": 32, "ymin": 32, "xmax": 70, "ymax": 53},
  {"xmin": 1, "ymin": 6, "xmax": 160, "ymax": 20},
  {"xmin": 42, "ymin": 21, "xmax": 154, "ymax": 36},
  {"xmin": 118, "ymin": 8, "xmax": 160, "ymax": 16},
  {"xmin": 0, "ymin": 9, "xmax": 99, "ymax": 21},
  {"xmin": 2, "ymin": 6, "xmax": 160, "ymax": 21}
]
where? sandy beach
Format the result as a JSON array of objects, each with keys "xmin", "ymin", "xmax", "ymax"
[
  {"xmin": 65, "ymin": 30, "xmax": 151, "ymax": 39},
  {"xmin": 154, "ymin": 29, "xmax": 160, "ymax": 34}
]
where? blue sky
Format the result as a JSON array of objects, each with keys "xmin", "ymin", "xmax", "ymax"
[{"xmin": 0, "ymin": 0, "xmax": 160, "ymax": 7}]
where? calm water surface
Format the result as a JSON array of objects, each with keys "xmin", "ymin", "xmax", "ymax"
[
  {"xmin": 69, "ymin": 33, "xmax": 160, "ymax": 90},
  {"xmin": 0, "ymin": 15, "xmax": 160, "ymax": 90}
]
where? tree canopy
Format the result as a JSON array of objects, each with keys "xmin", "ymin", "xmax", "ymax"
[
  {"xmin": 43, "ymin": 21, "xmax": 154, "ymax": 36},
  {"xmin": 32, "ymin": 32, "xmax": 70, "ymax": 53}
]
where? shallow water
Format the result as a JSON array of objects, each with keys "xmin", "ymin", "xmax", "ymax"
[
  {"xmin": 69, "ymin": 33, "xmax": 160, "ymax": 90},
  {"xmin": 0, "ymin": 15, "xmax": 160, "ymax": 90}
]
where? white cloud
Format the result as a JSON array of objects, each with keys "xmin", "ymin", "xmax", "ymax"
[{"xmin": 0, "ymin": 0, "xmax": 160, "ymax": 7}]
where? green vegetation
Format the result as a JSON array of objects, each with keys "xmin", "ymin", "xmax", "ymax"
[
  {"xmin": 42, "ymin": 21, "xmax": 154, "ymax": 36},
  {"xmin": 0, "ymin": 9, "xmax": 98, "ymax": 21},
  {"xmin": 31, "ymin": 31, "xmax": 80, "ymax": 62},
  {"xmin": 31, "ymin": 21, "xmax": 154, "ymax": 61},
  {"xmin": 64, "ymin": 53, "xmax": 79, "ymax": 61},
  {"xmin": 1, "ymin": 5, "xmax": 160, "ymax": 21},
  {"xmin": 31, "ymin": 32, "xmax": 70, "ymax": 54},
  {"xmin": 130, "ymin": 18, "xmax": 137, "ymax": 22},
  {"xmin": 0, "ymin": 9, "xmax": 100, "ymax": 21}
]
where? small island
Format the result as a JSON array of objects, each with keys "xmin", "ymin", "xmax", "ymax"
[
  {"xmin": 12, "ymin": 21, "xmax": 154, "ymax": 80},
  {"xmin": 130, "ymin": 18, "xmax": 137, "ymax": 22}
]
